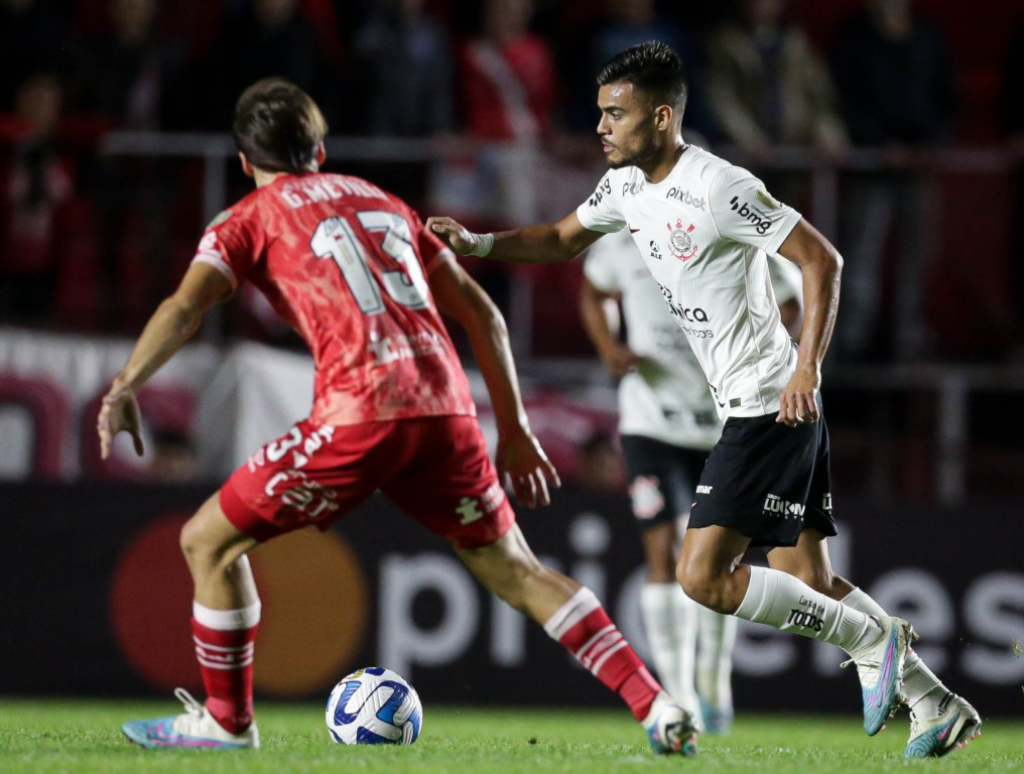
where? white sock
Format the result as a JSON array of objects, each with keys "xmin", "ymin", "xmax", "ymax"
[
  {"xmin": 734, "ymin": 566, "xmax": 880, "ymax": 653},
  {"xmin": 841, "ymin": 587, "xmax": 946, "ymax": 714},
  {"xmin": 192, "ymin": 600, "xmax": 262, "ymax": 630},
  {"xmin": 696, "ymin": 605, "xmax": 736, "ymax": 712},
  {"xmin": 668, "ymin": 585, "xmax": 701, "ymax": 719},
  {"xmin": 640, "ymin": 584, "xmax": 682, "ymax": 701}
]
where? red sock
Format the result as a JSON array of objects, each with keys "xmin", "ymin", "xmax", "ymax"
[
  {"xmin": 191, "ymin": 601, "xmax": 260, "ymax": 734},
  {"xmin": 544, "ymin": 588, "xmax": 662, "ymax": 720}
]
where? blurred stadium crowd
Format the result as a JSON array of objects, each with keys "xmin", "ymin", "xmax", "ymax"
[{"xmin": 2, "ymin": 0, "xmax": 1024, "ymax": 494}]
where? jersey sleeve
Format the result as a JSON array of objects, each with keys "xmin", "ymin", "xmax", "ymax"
[
  {"xmin": 575, "ymin": 171, "xmax": 627, "ymax": 233},
  {"xmin": 708, "ymin": 166, "xmax": 801, "ymax": 254},
  {"xmin": 191, "ymin": 210, "xmax": 263, "ymax": 287},
  {"xmin": 583, "ymin": 230, "xmax": 632, "ymax": 293}
]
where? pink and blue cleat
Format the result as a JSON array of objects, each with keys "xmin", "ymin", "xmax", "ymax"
[
  {"xmin": 841, "ymin": 615, "xmax": 914, "ymax": 736},
  {"xmin": 904, "ymin": 693, "xmax": 982, "ymax": 758},
  {"xmin": 122, "ymin": 688, "xmax": 259, "ymax": 750}
]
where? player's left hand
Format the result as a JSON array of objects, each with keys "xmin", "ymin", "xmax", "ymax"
[
  {"xmin": 496, "ymin": 428, "xmax": 562, "ymax": 509},
  {"xmin": 98, "ymin": 384, "xmax": 145, "ymax": 459},
  {"xmin": 777, "ymin": 366, "xmax": 820, "ymax": 427}
]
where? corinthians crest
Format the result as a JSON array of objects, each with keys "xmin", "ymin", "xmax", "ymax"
[{"xmin": 666, "ymin": 219, "xmax": 698, "ymax": 261}]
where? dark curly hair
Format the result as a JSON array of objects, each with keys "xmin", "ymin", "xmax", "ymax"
[{"xmin": 596, "ymin": 41, "xmax": 687, "ymax": 113}]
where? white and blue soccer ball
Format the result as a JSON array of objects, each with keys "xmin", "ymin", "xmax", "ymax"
[{"xmin": 325, "ymin": 666, "xmax": 423, "ymax": 745}]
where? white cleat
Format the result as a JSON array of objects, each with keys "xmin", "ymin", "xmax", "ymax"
[{"xmin": 904, "ymin": 693, "xmax": 982, "ymax": 758}]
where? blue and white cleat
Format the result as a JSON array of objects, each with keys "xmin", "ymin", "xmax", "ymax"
[
  {"xmin": 841, "ymin": 616, "xmax": 914, "ymax": 736},
  {"xmin": 904, "ymin": 693, "xmax": 982, "ymax": 758},
  {"xmin": 122, "ymin": 688, "xmax": 259, "ymax": 750},
  {"xmin": 700, "ymin": 698, "xmax": 733, "ymax": 735},
  {"xmin": 643, "ymin": 693, "xmax": 699, "ymax": 757}
]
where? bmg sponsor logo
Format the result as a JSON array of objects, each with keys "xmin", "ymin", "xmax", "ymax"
[
  {"xmin": 588, "ymin": 177, "xmax": 613, "ymax": 208},
  {"xmin": 729, "ymin": 196, "xmax": 772, "ymax": 235}
]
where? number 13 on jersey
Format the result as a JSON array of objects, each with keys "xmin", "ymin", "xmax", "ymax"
[{"xmin": 311, "ymin": 211, "xmax": 430, "ymax": 314}]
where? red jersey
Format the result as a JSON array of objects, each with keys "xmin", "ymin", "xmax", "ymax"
[{"xmin": 191, "ymin": 172, "xmax": 476, "ymax": 426}]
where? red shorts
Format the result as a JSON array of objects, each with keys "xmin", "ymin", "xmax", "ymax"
[{"xmin": 219, "ymin": 415, "xmax": 515, "ymax": 549}]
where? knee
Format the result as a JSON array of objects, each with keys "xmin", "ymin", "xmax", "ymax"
[
  {"xmin": 787, "ymin": 566, "xmax": 835, "ymax": 595},
  {"xmin": 180, "ymin": 515, "xmax": 228, "ymax": 576},
  {"xmin": 675, "ymin": 556, "xmax": 730, "ymax": 613}
]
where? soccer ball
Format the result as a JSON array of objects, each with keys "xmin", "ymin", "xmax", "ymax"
[{"xmin": 325, "ymin": 666, "xmax": 423, "ymax": 745}]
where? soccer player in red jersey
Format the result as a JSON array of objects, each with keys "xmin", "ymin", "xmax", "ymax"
[{"xmin": 97, "ymin": 78, "xmax": 698, "ymax": 755}]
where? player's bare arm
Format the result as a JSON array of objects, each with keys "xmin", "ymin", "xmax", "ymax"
[
  {"xmin": 97, "ymin": 263, "xmax": 233, "ymax": 459},
  {"xmin": 426, "ymin": 211, "xmax": 602, "ymax": 265},
  {"xmin": 579, "ymin": 277, "xmax": 641, "ymax": 379},
  {"xmin": 429, "ymin": 256, "xmax": 560, "ymax": 508},
  {"xmin": 774, "ymin": 219, "xmax": 843, "ymax": 427}
]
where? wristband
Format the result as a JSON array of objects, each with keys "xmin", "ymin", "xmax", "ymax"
[{"xmin": 468, "ymin": 232, "xmax": 495, "ymax": 257}]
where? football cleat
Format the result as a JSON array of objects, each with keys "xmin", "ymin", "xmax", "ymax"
[
  {"xmin": 904, "ymin": 693, "xmax": 982, "ymax": 758},
  {"xmin": 840, "ymin": 615, "xmax": 914, "ymax": 736},
  {"xmin": 122, "ymin": 688, "xmax": 259, "ymax": 750},
  {"xmin": 643, "ymin": 693, "xmax": 699, "ymax": 756},
  {"xmin": 700, "ymin": 698, "xmax": 733, "ymax": 735}
]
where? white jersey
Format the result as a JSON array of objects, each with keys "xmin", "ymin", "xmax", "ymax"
[
  {"xmin": 576, "ymin": 145, "xmax": 802, "ymax": 420},
  {"xmin": 585, "ymin": 229, "xmax": 720, "ymax": 450}
]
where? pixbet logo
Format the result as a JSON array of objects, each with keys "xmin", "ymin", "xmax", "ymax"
[
  {"xmin": 729, "ymin": 196, "xmax": 772, "ymax": 235},
  {"xmin": 666, "ymin": 187, "xmax": 706, "ymax": 210}
]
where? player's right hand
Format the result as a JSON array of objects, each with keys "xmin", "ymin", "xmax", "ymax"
[
  {"xmin": 425, "ymin": 216, "xmax": 478, "ymax": 255},
  {"xmin": 496, "ymin": 428, "xmax": 562, "ymax": 509},
  {"xmin": 601, "ymin": 343, "xmax": 642, "ymax": 380},
  {"xmin": 97, "ymin": 384, "xmax": 145, "ymax": 459}
]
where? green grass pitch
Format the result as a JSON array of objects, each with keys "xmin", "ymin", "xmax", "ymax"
[{"xmin": 1, "ymin": 699, "xmax": 1021, "ymax": 774}]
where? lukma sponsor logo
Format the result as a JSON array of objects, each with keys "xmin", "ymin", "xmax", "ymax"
[{"xmin": 763, "ymin": 493, "xmax": 806, "ymax": 518}]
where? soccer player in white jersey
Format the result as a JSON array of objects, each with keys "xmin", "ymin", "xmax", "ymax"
[
  {"xmin": 428, "ymin": 41, "xmax": 980, "ymax": 758},
  {"xmin": 581, "ymin": 229, "xmax": 805, "ymax": 734}
]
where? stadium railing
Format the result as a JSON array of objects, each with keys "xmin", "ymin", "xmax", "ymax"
[{"xmin": 2, "ymin": 133, "xmax": 1021, "ymax": 503}]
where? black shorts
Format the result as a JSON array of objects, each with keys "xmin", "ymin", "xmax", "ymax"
[
  {"xmin": 620, "ymin": 435, "xmax": 710, "ymax": 530},
  {"xmin": 688, "ymin": 410, "xmax": 836, "ymax": 548}
]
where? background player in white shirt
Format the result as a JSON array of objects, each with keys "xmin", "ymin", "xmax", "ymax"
[
  {"xmin": 581, "ymin": 228, "xmax": 804, "ymax": 733},
  {"xmin": 429, "ymin": 41, "xmax": 979, "ymax": 758}
]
